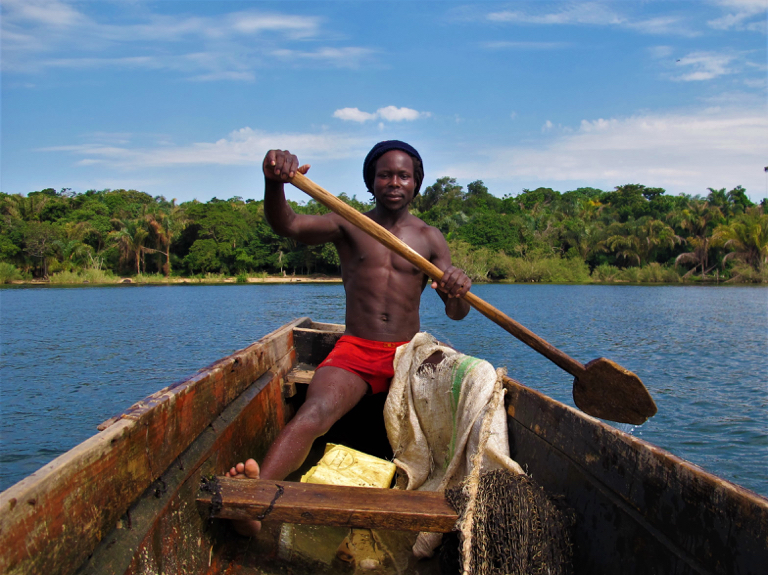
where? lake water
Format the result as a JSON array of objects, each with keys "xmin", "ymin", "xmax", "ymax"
[{"xmin": 1, "ymin": 283, "xmax": 766, "ymax": 497}]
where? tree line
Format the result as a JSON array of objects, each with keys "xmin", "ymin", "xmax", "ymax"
[{"xmin": 1, "ymin": 180, "xmax": 766, "ymax": 284}]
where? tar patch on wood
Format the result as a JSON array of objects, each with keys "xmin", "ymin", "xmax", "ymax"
[
  {"xmin": 256, "ymin": 483, "xmax": 284, "ymax": 521},
  {"xmin": 199, "ymin": 475, "xmax": 222, "ymax": 522},
  {"xmin": 153, "ymin": 477, "xmax": 167, "ymax": 498},
  {"xmin": 441, "ymin": 470, "xmax": 574, "ymax": 575}
]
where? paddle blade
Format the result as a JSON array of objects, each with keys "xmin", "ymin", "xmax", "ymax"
[{"xmin": 573, "ymin": 358, "xmax": 657, "ymax": 425}]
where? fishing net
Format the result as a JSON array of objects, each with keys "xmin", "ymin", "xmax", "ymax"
[{"xmin": 440, "ymin": 469, "xmax": 573, "ymax": 575}]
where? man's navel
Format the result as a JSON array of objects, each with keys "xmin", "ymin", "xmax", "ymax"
[{"xmin": 380, "ymin": 313, "xmax": 389, "ymax": 322}]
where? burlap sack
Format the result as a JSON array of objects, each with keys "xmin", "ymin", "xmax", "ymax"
[{"xmin": 383, "ymin": 333, "xmax": 524, "ymax": 559}]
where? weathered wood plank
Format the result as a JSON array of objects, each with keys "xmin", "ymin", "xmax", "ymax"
[
  {"xmin": 293, "ymin": 327, "xmax": 343, "ymax": 366},
  {"xmin": 503, "ymin": 376, "xmax": 768, "ymax": 575},
  {"xmin": 285, "ymin": 368, "xmax": 314, "ymax": 385},
  {"xmin": 307, "ymin": 321, "xmax": 345, "ymax": 333},
  {"xmin": 79, "ymin": 356, "xmax": 295, "ymax": 575},
  {"xmin": 197, "ymin": 477, "xmax": 458, "ymax": 533},
  {"xmin": 0, "ymin": 317, "xmax": 309, "ymax": 575}
]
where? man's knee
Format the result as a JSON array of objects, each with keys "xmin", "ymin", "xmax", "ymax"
[{"xmin": 292, "ymin": 400, "xmax": 339, "ymax": 437}]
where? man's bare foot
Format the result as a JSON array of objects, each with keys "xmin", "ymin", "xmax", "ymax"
[{"xmin": 225, "ymin": 458, "xmax": 262, "ymax": 537}]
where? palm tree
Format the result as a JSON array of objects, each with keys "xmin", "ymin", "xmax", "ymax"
[
  {"xmin": 109, "ymin": 218, "xmax": 149, "ymax": 275},
  {"xmin": 712, "ymin": 207, "xmax": 768, "ymax": 271},
  {"xmin": 146, "ymin": 202, "xmax": 189, "ymax": 276},
  {"xmin": 707, "ymin": 187, "xmax": 730, "ymax": 216},
  {"xmin": 600, "ymin": 217, "xmax": 681, "ymax": 267},
  {"xmin": 3, "ymin": 194, "xmax": 49, "ymax": 221},
  {"xmin": 670, "ymin": 200, "xmax": 723, "ymax": 278},
  {"xmin": 560, "ymin": 218, "xmax": 603, "ymax": 261},
  {"xmin": 53, "ymin": 239, "xmax": 93, "ymax": 269}
]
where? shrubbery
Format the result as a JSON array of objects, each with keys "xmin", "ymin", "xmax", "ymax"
[
  {"xmin": 0, "ymin": 262, "xmax": 25, "ymax": 284},
  {"xmin": 1, "ymin": 183, "xmax": 765, "ymax": 284}
]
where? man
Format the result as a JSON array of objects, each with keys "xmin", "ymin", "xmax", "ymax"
[{"xmin": 227, "ymin": 141, "xmax": 471, "ymax": 535}]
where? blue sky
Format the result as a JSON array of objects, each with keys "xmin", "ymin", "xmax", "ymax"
[{"xmin": 2, "ymin": 0, "xmax": 766, "ymax": 204}]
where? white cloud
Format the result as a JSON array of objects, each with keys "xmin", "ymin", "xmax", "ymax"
[
  {"xmin": 673, "ymin": 51, "xmax": 738, "ymax": 81},
  {"xmin": 271, "ymin": 47, "xmax": 375, "ymax": 68},
  {"xmin": 228, "ymin": 12, "xmax": 319, "ymax": 38},
  {"xmin": 482, "ymin": 41, "xmax": 569, "ymax": 50},
  {"xmin": 0, "ymin": 0, "xmax": 369, "ymax": 79},
  {"xmin": 708, "ymin": 0, "xmax": 767, "ymax": 32},
  {"xmin": 3, "ymin": 0, "xmax": 85, "ymax": 28},
  {"xmin": 39, "ymin": 128, "xmax": 368, "ymax": 168},
  {"xmin": 377, "ymin": 106, "xmax": 424, "ymax": 122},
  {"xmin": 444, "ymin": 107, "xmax": 768, "ymax": 198},
  {"xmin": 626, "ymin": 16, "xmax": 693, "ymax": 36},
  {"xmin": 334, "ymin": 108, "xmax": 378, "ymax": 122},
  {"xmin": 333, "ymin": 106, "xmax": 430, "ymax": 123},
  {"xmin": 484, "ymin": 2, "xmax": 696, "ymax": 36},
  {"xmin": 743, "ymin": 77, "xmax": 767, "ymax": 88},
  {"xmin": 487, "ymin": 3, "xmax": 624, "ymax": 26}
]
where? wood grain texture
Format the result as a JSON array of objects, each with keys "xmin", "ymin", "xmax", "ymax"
[
  {"xmin": 292, "ymin": 326, "xmax": 343, "ymax": 366},
  {"xmin": 198, "ymin": 477, "xmax": 458, "ymax": 533},
  {"xmin": 0, "ymin": 317, "xmax": 309, "ymax": 575},
  {"xmin": 503, "ymin": 376, "xmax": 768, "ymax": 575}
]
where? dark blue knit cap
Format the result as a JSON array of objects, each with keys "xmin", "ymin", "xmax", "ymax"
[{"xmin": 363, "ymin": 140, "xmax": 423, "ymax": 195}]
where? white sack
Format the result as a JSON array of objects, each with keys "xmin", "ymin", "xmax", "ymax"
[{"xmin": 384, "ymin": 332, "xmax": 524, "ymax": 494}]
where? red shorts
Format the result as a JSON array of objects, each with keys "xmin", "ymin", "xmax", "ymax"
[{"xmin": 317, "ymin": 335, "xmax": 409, "ymax": 394}]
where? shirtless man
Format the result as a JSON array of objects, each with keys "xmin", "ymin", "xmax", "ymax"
[{"xmin": 227, "ymin": 140, "xmax": 471, "ymax": 535}]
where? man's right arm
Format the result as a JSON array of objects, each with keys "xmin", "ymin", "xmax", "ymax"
[{"xmin": 263, "ymin": 150, "xmax": 342, "ymax": 245}]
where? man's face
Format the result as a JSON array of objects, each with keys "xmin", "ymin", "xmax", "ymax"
[{"xmin": 372, "ymin": 150, "xmax": 416, "ymax": 211}]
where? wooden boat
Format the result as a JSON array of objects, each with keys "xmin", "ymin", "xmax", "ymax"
[{"xmin": 1, "ymin": 317, "xmax": 766, "ymax": 574}]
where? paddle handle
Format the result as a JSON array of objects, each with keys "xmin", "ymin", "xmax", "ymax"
[{"xmin": 290, "ymin": 172, "xmax": 587, "ymax": 379}]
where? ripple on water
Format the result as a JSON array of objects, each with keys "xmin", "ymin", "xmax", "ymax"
[{"xmin": 1, "ymin": 283, "xmax": 766, "ymax": 497}]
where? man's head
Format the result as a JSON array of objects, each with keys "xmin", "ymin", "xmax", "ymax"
[{"xmin": 363, "ymin": 140, "xmax": 423, "ymax": 196}]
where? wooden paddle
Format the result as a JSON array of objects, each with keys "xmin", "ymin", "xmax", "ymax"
[{"xmin": 289, "ymin": 172, "xmax": 657, "ymax": 425}]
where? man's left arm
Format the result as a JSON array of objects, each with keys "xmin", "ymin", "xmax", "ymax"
[{"xmin": 426, "ymin": 227, "xmax": 471, "ymax": 320}]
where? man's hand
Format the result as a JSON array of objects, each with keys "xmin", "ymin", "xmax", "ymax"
[
  {"xmin": 432, "ymin": 265, "xmax": 471, "ymax": 299},
  {"xmin": 263, "ymin": 150, "xmax": 310, "ymax": 182}
]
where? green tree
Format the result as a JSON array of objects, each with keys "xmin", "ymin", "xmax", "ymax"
[
  {"xmin": 412, "ymin": 177, "xmax": 464, "ymax": 217},
  {"xmin": 184, "ymin": 238, "xmax": 221, "ymax": 273},
  {"xmin": 146, "ymin": 202, "xmax": 189, "ymax": 275},
  {"xmin": 23, "ymin": 221, "xmax": 60, "ymax": 278},
  {"xmin": 727, "ymin": 186, "xmax": 753, "ymax": 215},
  {"xmin": 4, "ymin": 193, "xmax": 50, "ymax": 222},
  {"xmin": 712, "ymin": 207, "xmax": 768, "ymax": 270},
  {"xmin": 109, "ymin": 219, "xmax": 149, "ymax": 275},
  {"xmin": 670, "ymin": 199, "xmax": 723, "ymax": 278},
  {"xmin": 600, "ymin": 217, "xmax": 681, "ymax": 267}
]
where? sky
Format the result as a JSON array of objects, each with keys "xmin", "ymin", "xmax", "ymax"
[{"xmin": 1, "ymin": 0, "xmax": 766, "ymax": 205}]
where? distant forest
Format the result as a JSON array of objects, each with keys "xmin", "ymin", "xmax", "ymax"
[{"xmin": 1, "ymin": 179, "xmax": 767, "ymax": 284}]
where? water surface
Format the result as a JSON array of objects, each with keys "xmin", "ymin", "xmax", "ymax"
[{"xmin": 1, "ymin": 283, "xmax": 766, "ymax": 496}]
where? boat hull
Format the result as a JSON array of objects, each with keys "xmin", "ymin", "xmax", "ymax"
[{"xmin": 1, "ymin": 318, "xmax": 766, "ymax": 575}]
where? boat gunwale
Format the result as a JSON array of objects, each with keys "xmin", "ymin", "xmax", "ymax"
[
  {"xmin": 503, "ymin": 375, "xmax": 768, "ymax": 574},
  {"xmin": 0, "ymin": 316, "xmax": 312, "ymax": 575}
]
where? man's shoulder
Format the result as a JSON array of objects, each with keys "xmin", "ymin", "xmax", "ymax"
[
  {"xmin": 406, "ymin": 212, "xmax": 431, "ymax": 228},
  {"xmin": 410, "ymin": 216, "xmax": 442, "ymax": 236}
]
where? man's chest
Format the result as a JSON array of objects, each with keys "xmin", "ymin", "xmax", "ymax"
[{"xmin": 339, "ymin": 224, "xmax": 431, "ymax": 273}]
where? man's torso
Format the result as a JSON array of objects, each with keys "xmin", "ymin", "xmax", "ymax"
[{"xmin": 330, "ymin": 211, "xmax": 437, "ymax": 342}]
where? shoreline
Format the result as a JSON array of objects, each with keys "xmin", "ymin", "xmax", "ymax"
[
  {"xmin": 3, "ymin": 276, "xmax": 763, "ymax": 287},
  {"xmin": 5, "ymin": 275, "xmax": 345, "ymax": 286}
]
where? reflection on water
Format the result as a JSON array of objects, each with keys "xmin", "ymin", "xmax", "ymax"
[{"xmin": 1, "ymin": 283, "xmax": 766, "ymax": 497}]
